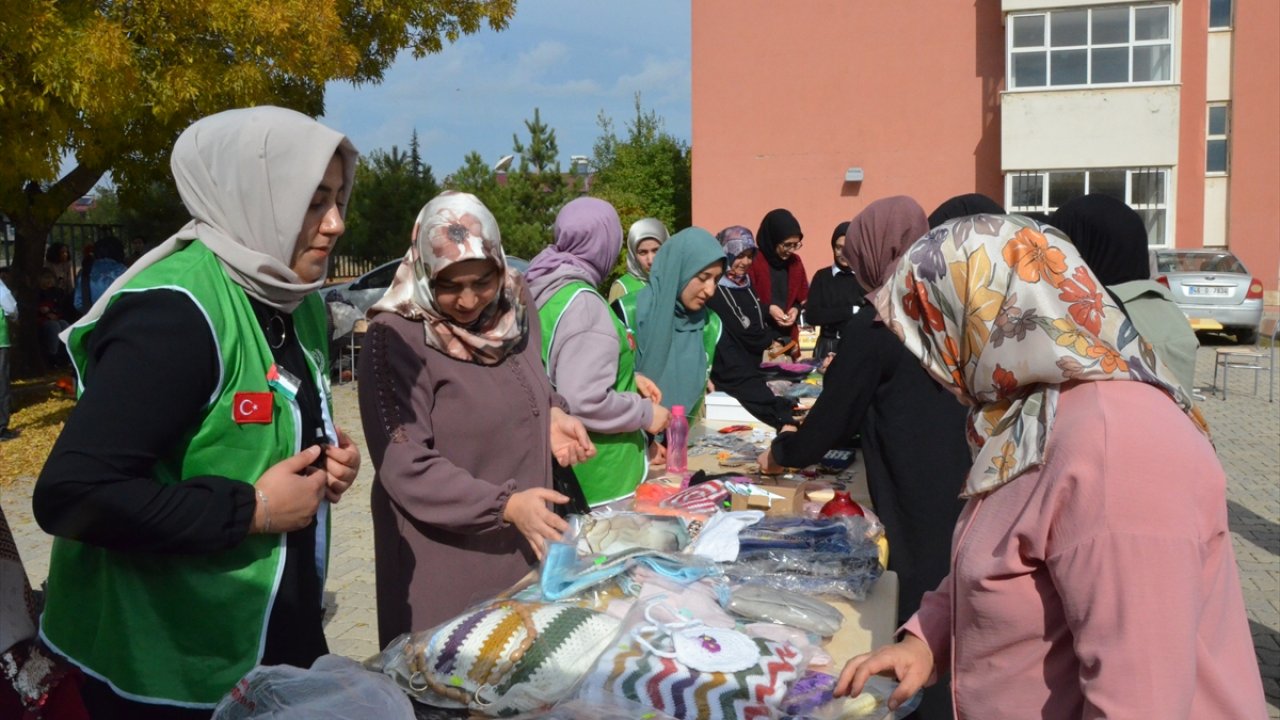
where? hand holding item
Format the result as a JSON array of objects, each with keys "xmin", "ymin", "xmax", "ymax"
[
  {"xmin": 549, "ymin": 407, "xmax": 596, "ymax": 466},
  {"xmin": 635, "ymin": 373, "xmax": 663, "ymax": 404},
  {"xmin": 503, "ymin": 487, "xmax": 569, "ymax": 560},
  {"xmin": 769, "ymin": 304, "xmax": 794, "ymax": 327},
  {"xmin": 786, "ymin": 307, "xmax": 800, "ymax": 325},
  {"xmin": 834, "ymin": 633, "xmax": 934, "ymax": 711},
  {"xmin": 252, "ymin": 446, "xmax": 327, "ymax": 534},
  {"xmin": 323, "ymin": 427, "xmax": 361, "ymax": 503},
  {"xmin": 646, "ymin": 401, "xmax": 671, "ymax": 435}
]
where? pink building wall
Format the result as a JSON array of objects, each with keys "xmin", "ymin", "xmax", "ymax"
[
  {"xmin": 691, "ymin": 0, "xmax": 1005, "ymax": 274},
  {"xmin": 1175, "ymin": 1, "xmax": 1208, "ymax": 254},
  {"xmin": 1227, "ymin": 0, "xmax": 1280, "ymax": 300}
]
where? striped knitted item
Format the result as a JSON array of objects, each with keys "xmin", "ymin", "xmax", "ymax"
[
  {"xmin": 421, "ymin": 602, "xmax": 620, "ymax": 717},
  {"xmin": 576, "ymin": 636, "xmax": 802, "ymax": 720}
]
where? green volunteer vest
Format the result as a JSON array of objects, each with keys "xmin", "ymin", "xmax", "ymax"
[
  {"xmin": 612, "ymin": 292, "xmax": 721, "ymax": 420},
  {"xmin": 538, "ymin": 282, "xmax": 648, "ymax": 506},
  {"xmin": 40, "ymin": 240, "xmax": 333, "ymax": 707},
  {"xmin": 610, "ymin": 272, "xmax": 646, "ymax": 300},
  {"xmin": 0, "ymin": 309, "xmax": 9, "ymax": 347}
]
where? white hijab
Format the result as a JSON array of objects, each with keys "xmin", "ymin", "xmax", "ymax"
[{"xmin": 67, "ymin": 106, "xmax": 358, "ymax": 338}]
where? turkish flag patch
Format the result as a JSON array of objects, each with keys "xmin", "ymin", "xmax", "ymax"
[{"xmin": 233, "ymin": 392, "xmax": 274, "ymax": 424}]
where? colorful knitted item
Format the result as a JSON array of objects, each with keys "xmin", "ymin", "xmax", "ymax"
[{"xmin": 390, "ymin": 601, "xmax": 621, "ymax": 717}]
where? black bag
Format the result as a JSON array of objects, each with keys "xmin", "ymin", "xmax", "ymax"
[{"xmin": 551, "ymin": 461, "xmax": 591, "ymax": 517}]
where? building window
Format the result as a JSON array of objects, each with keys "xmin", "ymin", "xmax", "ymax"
[
  {"xmin": 1209, "ymin": 0, "xmax": 1232, "ymax": 29},
  {"xmin": 1006, "ymin": 168, "xmax": 1170, "ymax": 246},
  {"xmin": 1008, "ymin": 4, "xmax": 1173, "ymax": 89},
  {"xmin": 1206, "ymin": 104, "xmax": 1229, "ymax": 174}
]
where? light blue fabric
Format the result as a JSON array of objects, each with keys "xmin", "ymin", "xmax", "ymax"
[
  {"xmin": 538, "ymin": 544, "xmax": 720, "ymax": 602},
  {"xmin": 74, "ymin": 258, "xmax": 128, "ymax": 312},
  {"xmin": 633, "ymin": 228, "xmax": 725, "ymax": 412}
]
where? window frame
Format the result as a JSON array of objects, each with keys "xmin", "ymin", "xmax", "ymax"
[
  {"xmin": 1209, "ymin": 0, "xmax": 1233, "ymax": 30},
  {"xmin": 1007, "ymin": 3, "xmax": 1176, "ymax": 91},
  {"xmin": 1004, "ymin": 167, "xmax": 1172, "ymax": 247},
  {"xmin": 1205, "ymin": 103, "xmax": 1230, "ymax": 175}
]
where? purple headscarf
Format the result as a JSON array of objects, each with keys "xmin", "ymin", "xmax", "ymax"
[
  {"xmin": 715, "ymin": 225, "xmax": 757, "ymax": 288},
  {"xmin": 524, "ymin": 197, "xmax": 623, "ymax": 286}
]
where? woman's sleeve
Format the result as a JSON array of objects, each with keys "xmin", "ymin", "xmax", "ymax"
[
  {"xmin": 33, "ymin": 291, "xmax": 256, "ymax": 554},
  {"xmin": 358, "ymin": 321, "xmax": 516, "ymax": 534},
  {"xmin": 606, "ymin": 280, "xmax": 626, "ymax": 303},
  {"xmin": 900, "ymin": 574, "xmax": 954, "ymax": 684},
  {"xmin": 547, "ymin": 299, "xmax": 651, "ymax": 434}
]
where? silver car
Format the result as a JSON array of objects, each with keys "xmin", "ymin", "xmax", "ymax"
[
  {"xmin": 324, "ymin": 256, "xmax": 530, "ymax": 315},
  {"xmin": 1149, "ymin": 249, "xmax": 1264, "ymax": 343}
]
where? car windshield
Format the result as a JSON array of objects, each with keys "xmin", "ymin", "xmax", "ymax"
[{"xmin": 1155, "ymin": 251, "xmax": 1246, "ymax": 274}]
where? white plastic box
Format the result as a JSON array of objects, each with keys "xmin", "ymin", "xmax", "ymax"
[{"xmin": 702, "ymin": 391, "xmax": 757, "ymax": 424}]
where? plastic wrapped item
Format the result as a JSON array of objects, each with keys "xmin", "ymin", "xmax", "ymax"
[
  {"xmin": 213, "ymin": 655, "xmax": 414, "ymax": 719},
  {"xmin": 723, "ymin": 547, "xmax": 884, "ymax": 602},
  {"xmin": 737, "ymin": 516, "xmax": 874, "ymax": 555},
  {"xmin": 805, "ymin": 675, "xmax": 923, "ymax": 719},
  {"xmin": 575, "ymin": 597, "xmax": 808, "ymax": 720},
  {"xmin": 537, "ymin": 543, "xmax": 720, "ymax": 602},
  {"xmin": 372, "ymin": 601, "xmax": 621, "ymax": 717},
  {"xmin": 517, "ymin": 698, "xmax": 680, "ymax": 719},
  {"xmin": 577, "ymin": 512, "xmax": 691, "ymax": 555},
  {"xmin": 727, "ymin": 584, "xmax": 844, "ymax": 637}
]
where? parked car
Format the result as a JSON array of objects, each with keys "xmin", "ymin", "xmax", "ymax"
[
  {"xmin": 324, "ymin": 256, "xmax": 530, "ymax": 315},
  {"xmin": 1149, "ymin": 249, "xmax": 1264, "ymax": 343}
]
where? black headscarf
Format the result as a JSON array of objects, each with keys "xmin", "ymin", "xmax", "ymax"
[
  {"xmin": 755, "ymin": 208, "xmax": 803, "ymax": 270},
  {"xmin": 1050, "ymin": 194, "xmax": 1150, "ymax": 285},
  {"xmin": 927, "ymin": 193, "xmax": 1005, "ymax": 229},
  {"xmin": 830, "ymin": 221, "xmax": 850, "ymax": 246}
]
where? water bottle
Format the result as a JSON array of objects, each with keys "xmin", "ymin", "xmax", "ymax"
[{"xmin": 665, "ymin": 405, "xmax": 689, "ymax": 476}]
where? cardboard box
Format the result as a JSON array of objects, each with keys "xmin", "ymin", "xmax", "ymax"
[{"xmin": 728, "ymin": 478, "xmax": 818, "ymax": 516}]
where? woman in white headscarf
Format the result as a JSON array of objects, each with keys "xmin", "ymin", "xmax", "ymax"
[
  {"xmin": 607, "ymin": 217, "xmax": 669, "ymax": 302},
  {"xmin": 33, "ymin": 106, "xmax": 363, "ymax": 718},
  {"xmin": 358, "ymin": 191, "xmax": 595, "ymax": 647}
]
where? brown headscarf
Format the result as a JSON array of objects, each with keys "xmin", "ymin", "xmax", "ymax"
[
  {"xmin": 369, "ymin": 191, "xmax": 528, "ymax": 365},
  {"xmin": 842, "ymin": 196, "xmax": 929, "ymax": 293}
]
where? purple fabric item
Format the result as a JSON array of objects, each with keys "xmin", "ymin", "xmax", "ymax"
[{"xmin": 524, "ymin": 197, "xmax": 623, "ymax": 286}]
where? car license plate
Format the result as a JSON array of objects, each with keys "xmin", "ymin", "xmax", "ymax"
[{"xmin": 1188, "ymin": 285, "xmax": 1230, "ymax": 297}]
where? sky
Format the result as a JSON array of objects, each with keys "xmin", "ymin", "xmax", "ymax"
[{"xmin": 320, "ymin": 1, "xmax": 691, "ymax": 178}]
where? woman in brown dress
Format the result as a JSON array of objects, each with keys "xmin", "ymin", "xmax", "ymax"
[{"xmin": 358, "ymin": 191, "xmax": 595, "ymax": 646}]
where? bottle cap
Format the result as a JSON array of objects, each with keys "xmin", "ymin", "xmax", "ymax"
[{"xmin": 672, "ymin": 405, "xmax": 686, "ymax": 415}]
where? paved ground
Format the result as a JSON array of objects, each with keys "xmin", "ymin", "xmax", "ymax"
[{"xmin": 2, "ymin": 344, "xmax": 1277, "ymax": 713}]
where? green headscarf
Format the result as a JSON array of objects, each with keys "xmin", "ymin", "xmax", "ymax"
[{"xmin": 634, "ymin": 227, "xmax": 726, "ymax": 412}]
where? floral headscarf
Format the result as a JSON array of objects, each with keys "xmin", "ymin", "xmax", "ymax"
[
  {"xmin": 369, "ymin": 191, "xmax": 528, "ymax": 365},
  {"xmin": 715, "ymin": 225, "xmax": 756, "ymax": 287},
  {"xmin": 874, "ymin": 214, "xmax": 1207, "ymax": 496}
]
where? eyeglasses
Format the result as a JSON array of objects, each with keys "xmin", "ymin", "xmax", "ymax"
[{"xmin": 778, "ymin": 240, "xmax": 804, "ymax": 251}]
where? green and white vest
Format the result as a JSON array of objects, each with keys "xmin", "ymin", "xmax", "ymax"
[
  {"xmin": 40, "ymin": 240, "xmax": 334, "ymax": 708},
  {"xmin": 609, "ymin": 273, "xmax": 645, "ymax": 300},
  {"xmin": 538, "ymin": 282, "xmax": 648, "ymax": 506},
  {"xmin": 612, "ymin": 292, "xmax": 721, "ymax": 420}
]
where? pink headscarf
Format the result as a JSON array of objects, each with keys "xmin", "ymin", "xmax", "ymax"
[
  {"xmin": 842, "ymin": 196, "xmax": 929, "ymax": 294},
  {"xmin": 369, "ymin": 191, "xmax": 527, "ymax": 365}
]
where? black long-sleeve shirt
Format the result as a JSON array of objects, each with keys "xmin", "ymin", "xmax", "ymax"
[
  {"xmin": 804, "ymin": 265, "xmax": 866, "ymax": 337},
  {"xmin": 707, "ymin": 284, "xmax": 795, "ymax": 428},
  {"xmin": 34, "ymin": 290, "xmax": 327, "ymax": 667}
]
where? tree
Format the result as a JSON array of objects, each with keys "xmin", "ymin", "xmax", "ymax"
[
  {"xmin": 499, "ymin": 108, "xmax": 574, "ymax": 260},
  {"xmin": 0, "ymin": 0, "xmax": 515, "ymax": 373},
  {"xmin": 590, "ymin": 95, "xmax": 693, "ymax": 285},
  {"xmin": 343, "ymin": 135, "xmax": 440, "ymax": 262}
]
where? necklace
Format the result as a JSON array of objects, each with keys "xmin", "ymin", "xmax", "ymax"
[
  {"xmin": 265, "ymin": 313, "xmax": 288, "ymax": 349},
  {"xmin": 721, "ymin": 287, "xmax": 763, "ymax": 330}
]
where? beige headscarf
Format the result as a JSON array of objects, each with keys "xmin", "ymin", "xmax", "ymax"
[
  {"xmin": 65, "ymin": 106, "xmax": 358, "ymax": 339},
  {"xmin": 369, "ymin": 191, "xmax": 528, "ymax": 365}
]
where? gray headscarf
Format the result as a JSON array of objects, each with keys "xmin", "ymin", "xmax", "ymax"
[
  {"xmin": 66, "ymin": 106, "xmax": 358, "ymax": 338},
  {"xmin": 624, "ymin": 218, "xmax": 670, "ymax": 281}
]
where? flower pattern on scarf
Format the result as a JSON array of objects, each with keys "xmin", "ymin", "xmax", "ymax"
[{"xmin": 874, "ymin": 215, "xmax": 1207, "ymax": 496}]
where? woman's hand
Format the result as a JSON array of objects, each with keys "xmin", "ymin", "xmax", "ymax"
[
  {"xmin": 549, "ymin": 407, "xmax": 596, "ymax": 466},
  {"xmin": 649, "ymin": 440, "xmax": 667, "ymax": 467},
  {"xmin": 706, "ymin": 379, "xmax": 716, "ymax": 393},
  {"xmin": 503, "ymin": 488, "xmax": 569, "ymax": 560},
  {"xmin": 252, "ymin": 446, "xmax": 327, "ymax": 534},
  {"xmin": 635, "ymin": 373, "xmax": 662, "ymax": 404},
  {"xmin": 786, "ymin": 307, "xmax": 800, "ymax": 326},
  {"xmin": 834, "ymin": 634, "xmax": 934, "ymax": 711},
  {"xmin": 769, "ymin": 304, "xmax": 793, "ymax": 327},
  {"xmin": 323, "ymin": 427, "xmax": 360, "ymax": 503},
  {"xmin": 646, "ymin": 401, "xmax": 671, "ymax": 435},
  {"xmin": 757, "ymin": 448, "xmax": 785, "ymax": 475}
]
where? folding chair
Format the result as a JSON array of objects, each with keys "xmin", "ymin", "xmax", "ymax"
[{"xmin": 1211, "ymin": 316, "xmax": 1278, "ymax": 401}]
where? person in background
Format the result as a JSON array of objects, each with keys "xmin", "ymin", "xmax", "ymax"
[
  {"xmin": 613, "ymin": 228, "xmax": 725, "ymax": 420},
  {"xmin": 358, "ymin": 191, "xmax": 595, "ymax": 645},
  {"xmin": 706, "ymin": 225, "xmax": 797, "ymax": 429},
  {"xmin": 36, "ymin": 268, "xmax": 75, "ymax": 367},
  {"xmin": 747, "ymin": 208, "xmax": 808, "ymax": 355},
  {"xmin": 837, "ymin": 216, "xmax": 1265, "ymax": 719},
  {"xmin": 805, "ymin": 220, "xmax": 867, "ymax": 361},
  {"xmin": 72, "ymin": 235, "xmax": 127, "ymax": 313},
  {"xmin": 34, "ymin": 106, "xmax": 362, "ymax": 717},
  {"xmin": 527, "ymin": 197, "xmax": 669, "ymax": 506},
  {"xmin": 608, "ymin": 217, "xmax": 669, "ymax": 302},
  {"xmin": 44, "ymin": 242, "xmax": 75, "ymax": 295},
  {"xmin": 1051, "ymin": 193, "xmax": 1199, "ymax": 396},
  {"xmin": 0, "ymin": 276, "xmax": 16, "ymax": 441},
  {"xmin": 760, "ymin": 196, "xmax": 968, "ymax": 720},
  {"xmin": 926, "ymin": 192, "xmax": 1004, "ymax": 229}
]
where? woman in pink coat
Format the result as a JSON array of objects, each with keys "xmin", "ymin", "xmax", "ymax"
[{"xmin": 836, "ymin": 214, "xmax": 1266, "ymax": 719}]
